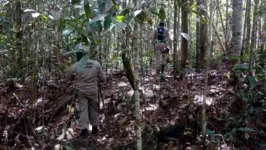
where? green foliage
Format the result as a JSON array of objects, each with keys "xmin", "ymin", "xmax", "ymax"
[
  {"xmin": 84, "ymin": 3, "xmax": 92, "ymax": 19},
  {"xmin": 71, "ymin": 0, "xmax": 81, "ymax": 5},
  {"xmin": 232, "ymin": 64, "xmax": 249, "ymax": 72}
]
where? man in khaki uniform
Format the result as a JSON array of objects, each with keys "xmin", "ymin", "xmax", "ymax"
[
  {"xmin": 152, "ymin": 21, "xmax": 171, "ymax": 78},
  {"xmin": 68, "ymin": 51, "xmax": 106, "ymax": 138}
]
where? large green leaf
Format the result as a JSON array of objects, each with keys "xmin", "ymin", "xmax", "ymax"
[
  {"xmin": 104, "ymin": 15, "xmax": 112, "ymax": 30},
  {"xmin": 159, "ymin": 8, "xmax": 166, "ymax": 20},
  {"xmin": 90, "ymin": 14, "xmax": 108, "ymax": 24},
  {"xmin": 240, "ymin": 91, "xmax": 249, "ymax": 103},
  {"xmin": 135, "ymin": 10, "xmax": 147, "ymax": 24},
  {"xmin": 119, "ymin": 8, "xmax": 131, "ymax": 16},
  {"xmin": 246, "ymin": 76, "xmax": 257, "ymax": 89},
  {"xmin": 84, "ymin": 3, "xmax": 92, "ymax": 19},
  {"xmin": 62, "ymin": 27, "xmax": 75, "ymax": 36},
  {"xmin": 133, "ymin": 10, "xmax": 142, "ymax": 17},
  {"xmin": 145, "ymin": 17, "xmax": 153, "ymax": 26},
  {"xmin": 232, "ymin": 64, "xmax": 249, "ymax": 72},
  {"xmin": 72, "ymin": 0, "xmax": 81, "ymax": 5},
  {"xmin": 115, "ymin": 15, "xmax": 125, "ymax": 22},
  {"xmin": 111, "ymin": 0, "xmax": 119, "ymax": 11},
  {"xmin": 77, "ymin": 55, "xmax": 88, "ymax": 73},
  {"xmin": 64, "ymin": 145, "xmax": 72, "ymax": 150}
]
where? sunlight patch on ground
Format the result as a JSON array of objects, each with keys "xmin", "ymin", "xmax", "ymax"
[
  {"xmin": 141, "ymin": 104, "xmax": 159, "ymax": 112},
  {"xmin": 193, "ymin": 95, "xmax": 214, "ymax": 105},
  {"xmin": 117, "ymin": 82, "xmax": 128, "ymax": 87}
]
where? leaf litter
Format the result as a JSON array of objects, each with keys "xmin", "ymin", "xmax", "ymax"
[{"xmin": 0, "ymin": 65, "xmax": 266, "ymax": 149}]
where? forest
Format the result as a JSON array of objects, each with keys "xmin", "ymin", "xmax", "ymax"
[{"xmin": 0, "ymin": 0, "xmax": 266, "ymax": 149}]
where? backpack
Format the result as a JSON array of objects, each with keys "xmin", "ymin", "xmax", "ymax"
[{"xmin": 157, "ymin": 26, "xmax": 165, "ymax": 41}]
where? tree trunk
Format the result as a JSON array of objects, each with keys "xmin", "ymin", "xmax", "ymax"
[
  {"xmin": 173, "ymin": 0, "xmax": 179, "ymax": 77},
  {"xmin": 232, "ymin": 0, "xmax": 243, "ymax": 58},
  {"xmin": 249, "ymin": 0, "xmax": 259, "ymax": 70},
  {"xmin": 132, "ymin": 0, "xmax": 142, "ymax": 149},
  {"xmin": 196, "ymin": 0, "xmax": 202, "ymax": 72},
  {"xmin": 199, "ymin": 0, "xmax": 207, "ymax": 68},
  {"xmin": 202, "ymin": 0, "xmax": 211, "ymax": 145},
  {"xmin": 16, "ymin": 1, "xmax": 23, "ymax": 76},
  {"xmin": 181, "ymin": 0, "xmax": 189, "ymax": 71},
  {"xmin": 244, "ymin": 0, "xmax": 251, "ymax": 54}
]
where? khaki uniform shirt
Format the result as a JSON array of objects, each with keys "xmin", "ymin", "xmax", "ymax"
[{"xmin": 68, "ymin": 59, "xmax": 106, "ymax": 95}]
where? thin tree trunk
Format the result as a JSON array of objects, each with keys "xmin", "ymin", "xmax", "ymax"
[
  {"xmin": 181, "ymin": 0, "xmax": 189, "ymax": 71},
  {"xmin": 232, "ymin": 0, "xmax": 243, "ymax": 58},
  {"xmin": 196, "ymin": 0, "xmax": 201, "ymax": 72},
  {"xmin": 132, "ymin": 0, "xmax": 142, "ymax": 149},
  {"xmin": 225, "ymin": 0, "xmax": 229, "ymax": 53},
  {"xmin": 16, "ymin": 1, "xmax": 23, "ymax": 76},
  {"xmin": 173, "ymin": 0, "xmax": 179, "ymax": 77},
  {"xmin": 202, "ymin": 0, "xmax": 211, "ymax": 145},
  {"xmin": 244, "ymin": 0, "xmax": 251, "ymax": 54},
  {"xmin": 249, "ymin": 0, "xmax": 259, "ymax": 69}
]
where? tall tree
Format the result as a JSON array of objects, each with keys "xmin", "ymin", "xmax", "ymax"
[
  {"xmin": 196, "ymin": 0, "xmax": 207, "ymax": 72},
  {"xmin": 231, "ymin": 0, "xmax": 243, "ymax": 58},
  {"xmin": 181, "ymin": 0, "xmax": 189, "ymax": 71},
  {"xmin": 132, "ymin": 0, "xmax": 142, "ymax": 149},
  {"xmin": 249, "ymin": 0, "xmax": 259, "ymax": 69},
  {"xmin": 173, "ymin": 0, "xmax": 179, "ymax": 77},
  {"xmin": 243, "ymin": 0, "xmax": 251, "ymax": 54}
]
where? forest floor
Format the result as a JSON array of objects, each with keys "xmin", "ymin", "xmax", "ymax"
[{"xmin": 0, "ymin": 62, "xmax": 266, "ymax": 150}]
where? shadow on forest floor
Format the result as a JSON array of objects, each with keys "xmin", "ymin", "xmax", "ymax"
[{"xmin": 0, "ymin": 64, "xmax": 266, "ymax": 150}]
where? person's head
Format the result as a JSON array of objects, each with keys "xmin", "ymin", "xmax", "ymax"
[
  {"xmin": 76, "ymin": 50, "xmax": 86, "ymax": 61},
  {"xmin": 158, "ymin": 21, "xmax": 165, "ymax": 27}
]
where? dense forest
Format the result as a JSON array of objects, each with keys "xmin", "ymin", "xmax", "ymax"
[{"xmin": 0, "ymin": 0, "xmax": 266, "ymax": 149}]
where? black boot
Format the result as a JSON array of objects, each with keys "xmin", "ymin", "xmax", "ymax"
[
  {"xmin": 92, "ymin": 126, "xmax": 99, "ymax": 135},
  {"xmin": 79, "ymin": 129, "xmax": 89, "ymax": 138}
]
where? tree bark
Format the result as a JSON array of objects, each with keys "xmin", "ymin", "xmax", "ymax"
[
  {"xmin": 249, "ymin": 0, "xmax": 259, "ymax": 70},
  {"xmin": 232, "ymin": 0, "xmax": 243, "ymax": 58},
  {"xmin": 173, "ymin": 0, "xmax": 179, "ymax": 77},
  {"xmin": 181, "ymin": 0, "xmax": 189, "ymax": 70},
  {"xmin": 244, "ymin": 0, "xmax": 251, "ymax": 54}
]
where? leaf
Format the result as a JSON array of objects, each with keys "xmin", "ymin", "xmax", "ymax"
[
  {"xmin": 181, "ymin": 32, "xmax": 190, "ymax": 40},
  {"xmin": 159, "ymin": 8, "xmax": 166, "ymax": 20},
  {"xmin": 81, "ymin": 34, "xmax": 89, "ymax": 45},
  {"xmin": 115, "ymin": 15, "xmax": 125, "ymax": 22},
  {"xmin": 77, "ymin": 55, "xmax": 88, "ymax": 73},
  {"xmin": 119, "ymin": 8, "xmax": 131, "ymax": 16},
  {"xmin": 104, "ymin": 15, "xmax": 112, "ymax": 30},
  {"xmin": 64, "ymin": 145, "xmax": 72, "ymax": 150},
  {"xmin": 240, "ymin": 91, "xmax": 249, "ymax": 103},
  {"xmin": 84, "ymin": 3, "xmax": 92, "ymax": 19},
  {"xmin": 62, "ymin": 27, "xmax": 75, "ymax": 36},
  {"xmin": 145, "ymin": 17, "xmax": 153, "ymax": 26},
  {"xmin": 177, "ymin": 0, "xmax": 182, "ymax": 7},
  {"xmin": 135, "ymin": 10, "xmax": 147, "ymax": 24},
  {"xmin": 133, "ymin": 10, "xmax": 142, "ymax": 17},
  {"xmin": 41, "ymin": 14, "xmax": 48, "ymax": 21},
  {"xmin": 232, "ymin": 64, "xmax": 249, "ymax": 72},
  {"xmin": 31, "ymin": 12, "xmax": 40, "ymax": 18},
  {"xmin": 24, "ymin": 9, "xmax": 35, "ymax": 12},
  {"xmin": 232, "ymin": 128, "xmax": 237, "ymax": 135},
  {"xmin": 90, "ymin": 14, "xmax": 108, "ymax": 24},
  {"xmin": 238, "ymin": 127, "xmax": 254, "ymax": 132},
  {"xmin": 116, "ymin": 22, "xmax": 127, "ymax": 30},
  {"xmin": 246, "ymin": 76, "xmax": 257, "ymax": 89},
  {"xmin": 72, "ymin": 0, "xmax": 81, "ymax": 5},
  {"xmin": 112, "ymin": 0, "xmax": 119, "ymax": 11}
]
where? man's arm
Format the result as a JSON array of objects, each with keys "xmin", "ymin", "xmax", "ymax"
[{"xmin": 96, "ymin": 62, "xmax": 106, "ymax": 82}]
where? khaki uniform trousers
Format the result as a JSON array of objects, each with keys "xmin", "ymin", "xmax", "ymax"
[
  {"xmin": 75, "ymin": 91, "xmax": 99, "ymax": 130},
  {"xmin": 154, "ymin": 42, "xmax": 168, "ymax": 73}
]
